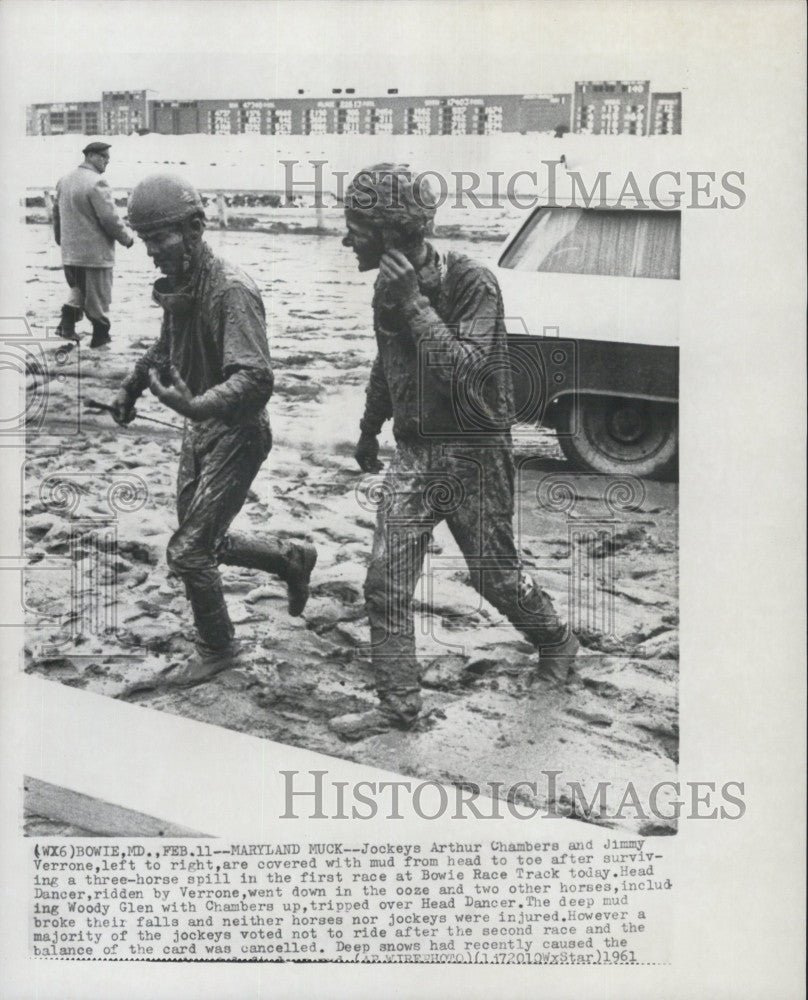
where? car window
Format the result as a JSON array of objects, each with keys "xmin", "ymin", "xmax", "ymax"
[{"xmin": 499, "ymin": 207, "xmax": 681, "ymax": 279}]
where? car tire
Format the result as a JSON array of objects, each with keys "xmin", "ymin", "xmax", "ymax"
[{"xmin": 552, "ymin": 395, "xmax": 678, "ymax": 481}]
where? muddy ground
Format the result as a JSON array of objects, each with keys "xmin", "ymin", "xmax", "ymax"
[{"xmin": 22, "ymin": 223, "xmax": 678, "ymax": 834}]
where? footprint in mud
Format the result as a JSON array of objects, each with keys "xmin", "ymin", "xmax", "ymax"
[
  {"xmin": 466, "ymin": 705, "xmax": 506, "ymax": 721},
  {"xmin": 329, "ymin": 704, "xmax": 446, "ymax": 743},
  {"xmin": 564, "ymin": 706, "xmax": 614, "ymax": 728}
]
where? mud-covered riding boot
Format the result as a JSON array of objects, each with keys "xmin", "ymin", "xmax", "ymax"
[
  {"xmin": 55, "ymin": 305, "xmax": 82, "ymax": 342},
  {"xmin": 536, "ymin": 632, "xmax": 580, "ymax": 683},
  {"xmin": 89, "ymin": 318, "xmax": 112, "ymax": 348},
  {"xmin": 285, "ymin": 542, "xmax": 318, "ymax": 616},
  {"xmin": 517, "ymin": 577, "xmax": 579, "ymax": 683},
  {"xmin": 329, "ymin": 689, "xmax": 424, "ymax": 741},
  {"xmin": 174, "ymin": 575, "xmax": 238, "ymax": 685},
  {"xmin": 163, "ymin": 638, "xmax": 244, "ymax": 689},
  {"xmin": 220, "ymin": 534, "xmax": 318, "ymax": 616}
]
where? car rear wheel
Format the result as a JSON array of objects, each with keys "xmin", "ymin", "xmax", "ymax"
[{"xmin": 553, "ymin": 395, "xmax": 678, "ymax": 480}]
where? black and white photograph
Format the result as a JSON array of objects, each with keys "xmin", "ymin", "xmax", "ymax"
[
  {"xmin": 0, "ymin": 1, "xmax": 804, "ymax": 997},
  {"xmin": 20, "ymin": 10, "xmax": 684, "ymax": 825}
]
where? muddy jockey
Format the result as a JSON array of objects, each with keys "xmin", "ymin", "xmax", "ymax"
[
  {"xmin": 53, "ymin": 142, "xmax": 135, "ymax": 348},
  {"xmin": 331, "ymin": 163, "xmax": 579, "ymax": 739},
  {"xmin": 110, "ymin": 173, "xmax": 317, "ymax": 686}
]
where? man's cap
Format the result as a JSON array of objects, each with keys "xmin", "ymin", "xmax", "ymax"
[{"xmin": 83, "ymin": 141, "xmax": 111, "ymax": 156}]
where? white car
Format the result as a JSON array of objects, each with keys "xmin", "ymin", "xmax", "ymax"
[{"xmin": 498, "ymin": 150, "xmax": 679, "ymax": 480}]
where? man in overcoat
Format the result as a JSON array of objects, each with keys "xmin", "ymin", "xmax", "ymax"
[{"xmin": 53, "ymin": 141, "xmax": 134, "ymax": 347}]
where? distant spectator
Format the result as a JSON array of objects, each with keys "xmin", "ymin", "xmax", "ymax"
[{"xmin": 53, "ymin": 142, "xmax": 134, "ymax": 348}]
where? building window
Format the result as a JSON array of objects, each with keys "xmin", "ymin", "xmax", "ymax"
[
  {"xmin": 369, "ymin": 108, "xmax": 393, "ymax": 134},
  {"xmin": 406, "ymin": 107, "xmax": 432, "ymax": 135},
  {"xmin": 653, "ymin": 100, "xmax": 676, "ymax": 135},
  {"xmin": 304, "ymin": 108, "xmax": 329, "ymax": 135},
  {"xmin": 336, "ymin": 107, "xmax": 361, "ymax": 134},
  {"xmin": 578, "ymin": 104, "xmax": 595, "ymax": 134},
  {"xmin": 600, "ymin": 98, "xmax": 620, "ymax": 135},
  {"xmin": 211, "ymin": 109, "xmax": 232, "ymax": 134},
  {"xmin": 481, "ymin": 105, "xmax": 503, "ymax": 134},
  {"xmin": 443, "ymin": 105, "xmax": 467, "ymax": 135},
  {"xmin": 268, "ymin": 109, "xmax": 292, "ymax": 135},
  {"xmin": 240, "ymin": 109, "xmax": 262, "ymax": 133},
  {"xmin": 623, "ymin": 103, "xmax": 645, "ymax": 135}
]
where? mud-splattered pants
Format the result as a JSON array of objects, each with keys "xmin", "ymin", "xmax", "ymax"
[
  {"xmin": 166, "ymin": 417, "xmax": 297, "ymax": 650},
  {"xmin": 364, "ymin": 438, "xmax": 568, "ymax": 696}
]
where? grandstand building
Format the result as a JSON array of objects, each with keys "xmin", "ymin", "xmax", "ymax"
[{"xmin": 27, "ymin": 84, "xmax": 680, "ymax": 137}]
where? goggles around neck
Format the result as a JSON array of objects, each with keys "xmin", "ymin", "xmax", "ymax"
[{"xmin": 152, "ymin": 276, "xmax": 194, "ymax": 319}]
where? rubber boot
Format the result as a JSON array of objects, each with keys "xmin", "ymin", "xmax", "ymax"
[
  {"xmin": 55, "ymin": 305, "xmax": 82, "ymax": 342},
  {"xmin": 285, "ymin": 542, "xmax": 318, "ymax": 615},
  {"xmin": 536, "ymin": 632, "xmax": 580, "ymax": 683},
  {"xmin": 517, "ymin": 577, "xmax": 579, "ymax": 683},
  {"xmin": 186, "ymin": 576, "xmax": 235, "ymax": 650},
  {"xmin": 162, "ymin": 578, "xmax": 240, "ymax": 688},
  {"xmin": 89, "ymin": 318, "xmax": 111, "ymax": 348},
  {"xmin": 220, "ymin": 533, "xmax": 317, "ymax": 616}
]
